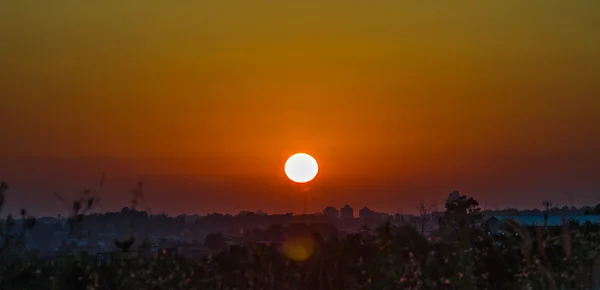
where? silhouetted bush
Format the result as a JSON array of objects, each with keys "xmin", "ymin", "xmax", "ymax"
[{"xmin": 2, "ymin": 184, "xmax": 600, "ymax": 289}]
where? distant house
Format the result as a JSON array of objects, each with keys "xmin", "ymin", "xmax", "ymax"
[
  {"xmin": 37, "ymin": 217, "xmax": 60, "ymax": 224},
  {"xmin": 359, "ymin": 207, "xmax": 373, "ymax": 220},
  {"xmin": 322, "ymin": 207, "xmax": 339, "ymax": 219},
  {"xmin": 483, "ymin": 215, "xmax": 600, "ymax": 235},
  {"xmin": 340, "ymin": 205, "xmax": 354, "ymax": 220},
  {"xmin": 359, "ymin": 207, "xmax": 389, "ymax": 221}
]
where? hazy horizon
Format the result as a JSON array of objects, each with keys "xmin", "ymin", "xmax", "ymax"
[{"xmin": 1, "ymin": 156, "xmax": 596, "ymax": 217}]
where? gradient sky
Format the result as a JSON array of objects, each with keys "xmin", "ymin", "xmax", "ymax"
[{"xmin": 1, "ymin": 1, "xmax": 599, "ymax": 216}]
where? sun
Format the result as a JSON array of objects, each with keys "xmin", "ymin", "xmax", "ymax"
[{"xmin": 284, "ymin": 153, "xmax": 319, "ymax": 183}]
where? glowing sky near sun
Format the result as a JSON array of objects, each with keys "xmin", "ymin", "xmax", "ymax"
[{"xmin": 0, "ymin": 1, "xmax": 599, "ymax": 215}]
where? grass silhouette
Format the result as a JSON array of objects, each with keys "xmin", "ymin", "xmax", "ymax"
[{"xmin": 1, "ymin": 182, "xmax": 600, "ymax": 289}]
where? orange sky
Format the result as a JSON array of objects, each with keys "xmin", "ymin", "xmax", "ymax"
[{"xmin": 1, "ymin": 1, "xmax": 599, "ymax": 215}]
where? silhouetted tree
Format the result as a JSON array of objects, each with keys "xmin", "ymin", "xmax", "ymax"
[
  {"xmin": 585, "ymin": 203, "xmax": 600, "ymax": 215},
  {"xmin": 415, "ymin": 201, "xmax": 436, "ymax": 235},
  {"xmin": 437, "ymin": 191, "xmax": 487, "ymax": 289},
  {"xmin": 440, "ymin": 190, "xmax": 482, "ymax": 232}
]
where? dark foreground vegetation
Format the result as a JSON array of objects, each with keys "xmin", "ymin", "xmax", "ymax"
[{"xmin": 1, "ymin": 181, "xmax": 600, "ymax": 290}]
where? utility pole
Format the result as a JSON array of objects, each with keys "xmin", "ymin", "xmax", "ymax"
[{"xmin": 542, "ymin": 200, "xmax": 552, "ymax": 228}]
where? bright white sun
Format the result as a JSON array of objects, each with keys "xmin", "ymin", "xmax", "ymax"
[{"xmin": 284, "ymin": 153, "xmax": 319, "ymax": 183}]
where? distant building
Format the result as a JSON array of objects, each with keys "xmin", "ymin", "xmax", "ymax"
[
  {"xmin": 483, "ymin": 215, "xmax": 600, "ymax": 235},
  {"xmin": 340, "ymin": 205, "xmax": 354, "ymax": 219},
  {"xmin": 359, "ymin": 207, "xmax": 372, "ymax": 220},
  {"xmin": 359, "ymin": 207, "xmax": 390, "ymax": 221},
  {"xmin": 37, "ymin": 217, "xmax": 60, "ymax": 224},
  {"xmin": 323, "ymin": 207, "xmax": 339, "ymax": 219}
]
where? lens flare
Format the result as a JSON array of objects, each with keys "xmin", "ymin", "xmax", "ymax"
[{"xmin": 282, "ymin": 236, "xmax": 315, "ymax": 261}]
